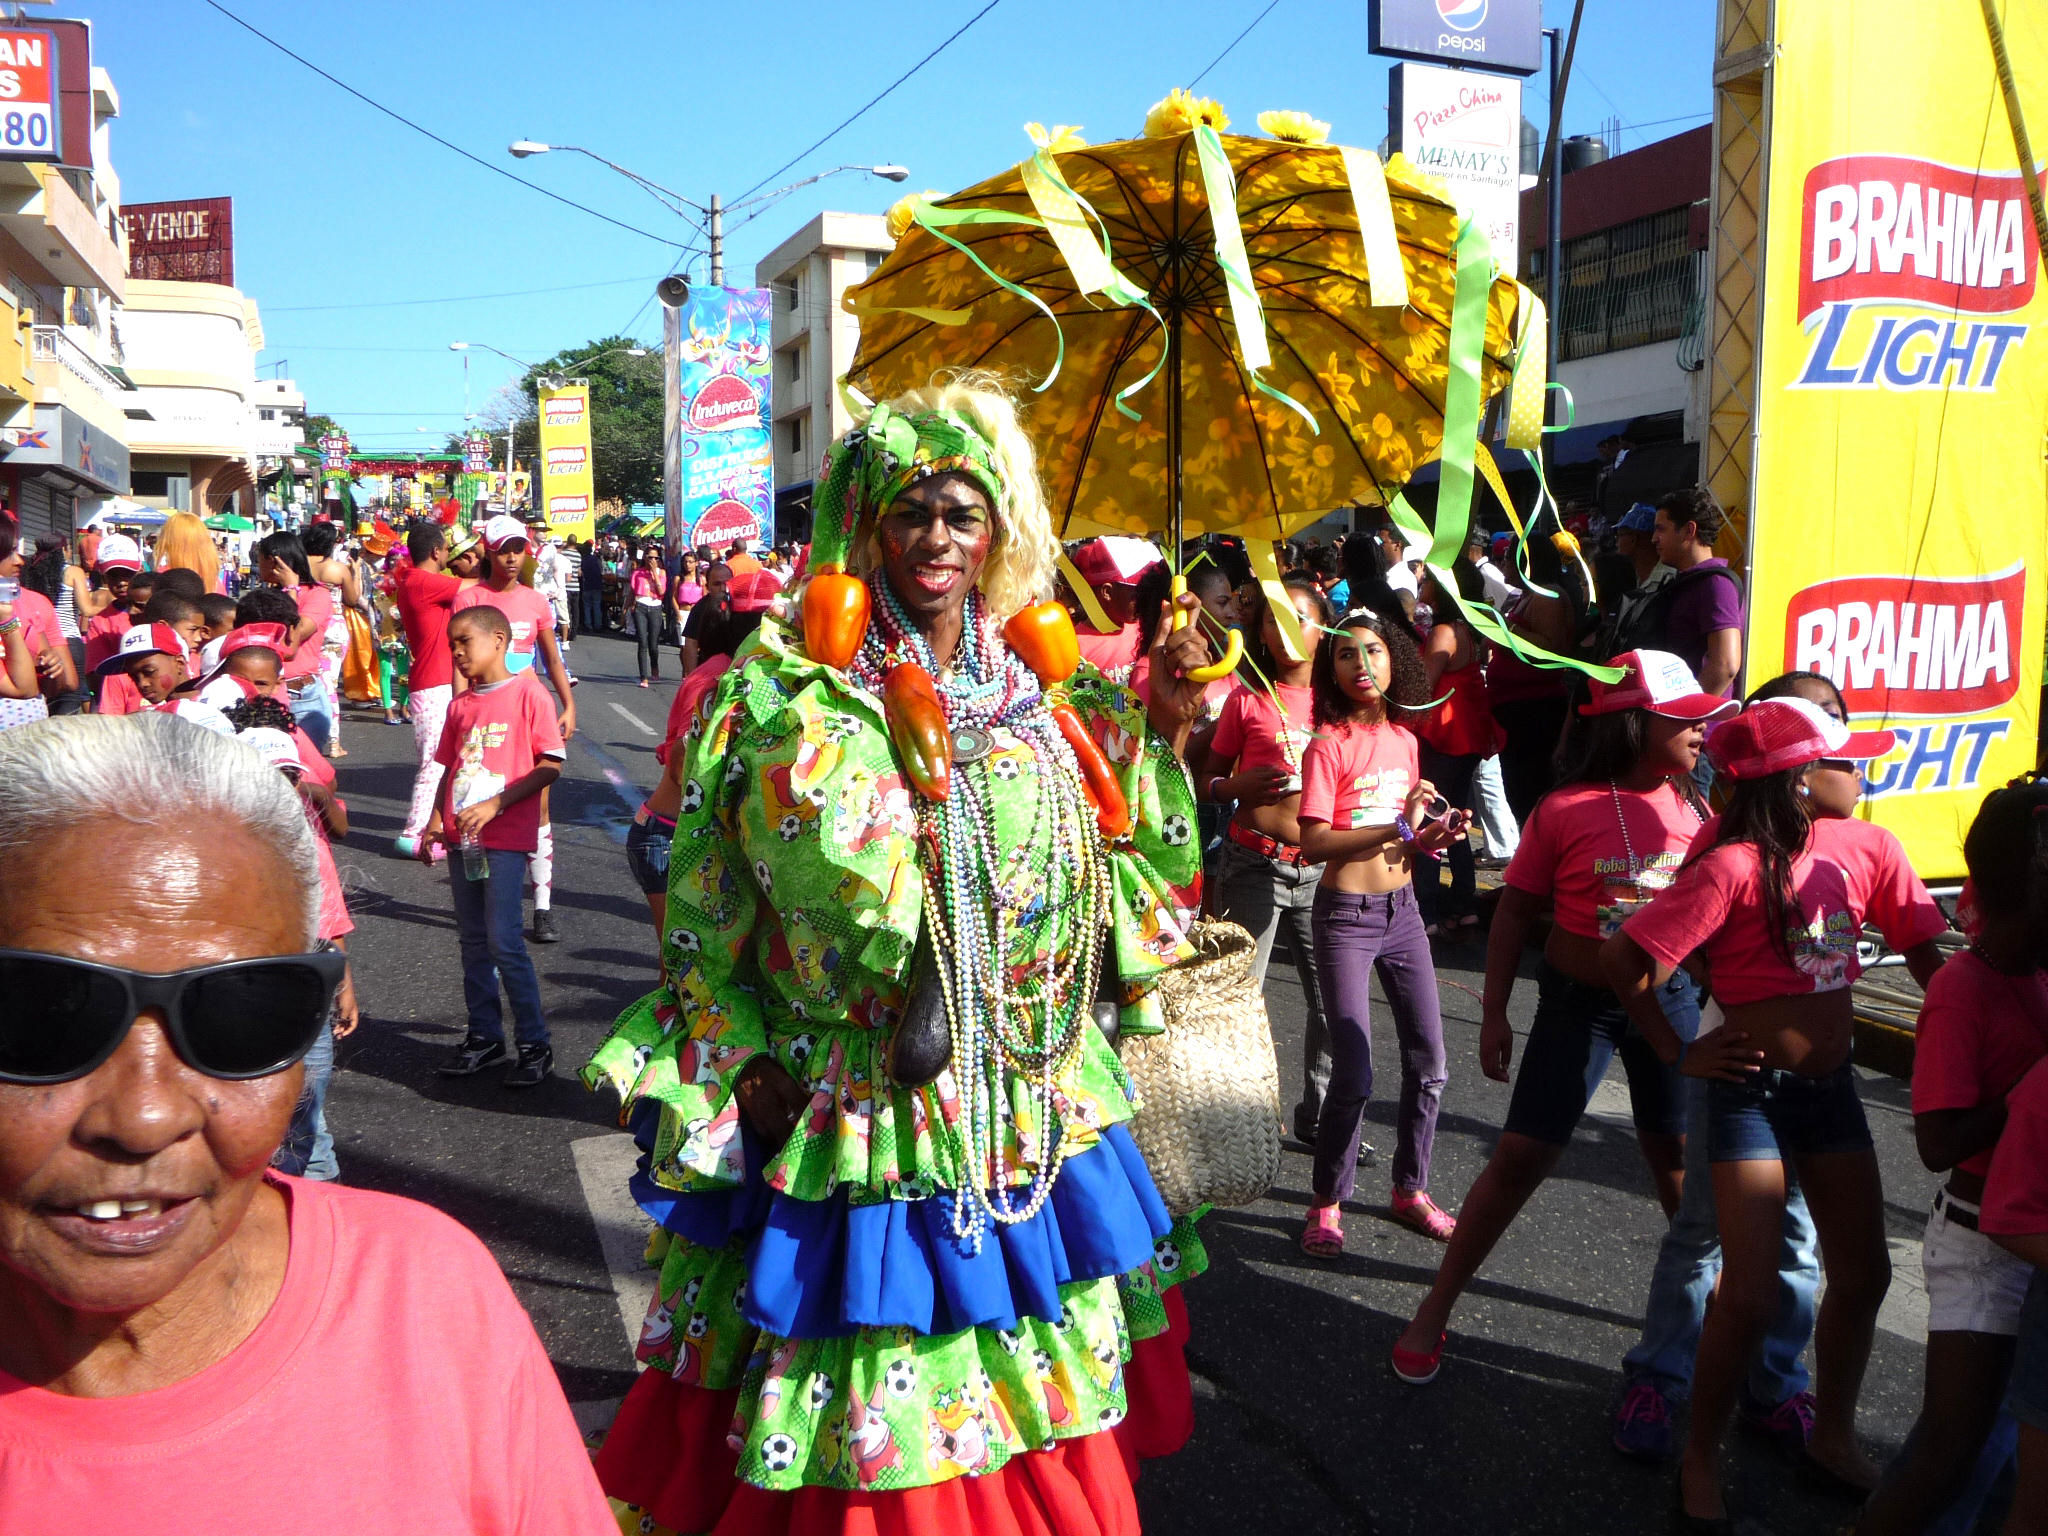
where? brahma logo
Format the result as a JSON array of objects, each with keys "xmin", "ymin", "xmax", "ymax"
[
  {"xmin": 1793, "ymin": 155, "xmax": 2041, "ymax": 392},
  {"xmin": 1786, "ymin": 563, "xmax": 2023, "ymax": 718},
  {"xmin": 543, "ymin": 396, "xmax": 586, "ymax": 427},
  {"xmin": 544, "ymin": 445, "xmax": 587, "ymax": 472}
]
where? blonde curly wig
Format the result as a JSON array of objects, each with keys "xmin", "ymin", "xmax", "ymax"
[{"xmin": 841, "ymin": 371, "xmax": 1058, "ymax": 619}]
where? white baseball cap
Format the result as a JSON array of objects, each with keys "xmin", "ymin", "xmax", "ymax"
[
  {"xmin": 94, "ymin": 622, "xmax": 191, "ymax": 676},
  {"xmin": 152, "ymin": 698, "xmax": 234, "ymax": 736},
  {"xmin": 239, "ymin": 726, "xmax": 302, "ymax": 773},
  {"xmin": 482, "ymin": 514, "xmax": 530, "ymax": 550},
  {"xmin": 94, "ymin": 533, "xmax": 144, "ymax": 572}
]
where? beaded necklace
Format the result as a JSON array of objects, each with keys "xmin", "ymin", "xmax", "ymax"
[
  {"xmin": 858, "ymin": 576, "xmax": 1110, "ymax": 1251},
  {"xmin": 1609, "ymin": 776, "xmax": 1706, "ymax": 886}
]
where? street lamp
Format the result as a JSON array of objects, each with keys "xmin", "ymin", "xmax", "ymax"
[{"xmin": 505, "ymin": 142, "xmax": 909, "ymax": 283}]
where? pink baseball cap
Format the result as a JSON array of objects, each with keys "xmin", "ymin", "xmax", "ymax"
[
  {"xmin": 482, "ymin": 514, "xmax": 531, "ymax": 550},
  {"xmin": 200, "ymin": 623, "xmax": 291, "ymax": 681},
  {"xmin": 94, "ymin": 621, "xmax": 190, "ymax": 676},
  {"xmin": 1708, "ymin": 695, "xmax": 1898, "ymax": 781},
  {"xmin": 1580, "ymin": 649, "xmax": 1740, "ymax": 722},
  {"xmin": 727, "ymin": 568, "xmax": 784, "ymax": 614},
  {"xmin": 1070, "ymin": 536, "xmax": 1162, "ymax": 588}
]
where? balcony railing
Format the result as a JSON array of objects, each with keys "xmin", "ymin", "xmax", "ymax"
[{"xmin": 32, "ymin": 324, "xmax": 128, "ymax": 402}]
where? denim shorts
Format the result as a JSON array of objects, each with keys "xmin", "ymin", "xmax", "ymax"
[
  {"xmin": 1706, "ymin": 1062, "xmax": 1872, "ymax": 1162},
  {"xmin": 1503, "ymin": 963, "xmax": 1698, "ymax": 1145},
  {"xmin": 625, "ymin": 812, "xmax": 675, "ymax": 895}
]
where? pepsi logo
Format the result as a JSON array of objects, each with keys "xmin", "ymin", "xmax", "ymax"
[{"xmin": 1437, "ymin": 0, "xmax": 1487, "ymax": 32}]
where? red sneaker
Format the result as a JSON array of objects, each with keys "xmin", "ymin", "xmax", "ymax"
[{"xmin": 1391, "ymin": 1331, "xmax": 1445, "ymax": 1385}]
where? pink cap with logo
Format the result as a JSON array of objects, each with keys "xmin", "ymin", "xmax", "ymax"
[
  {"xmin": 94, "ymin": 533, "xmax": 144, "ymax": 572},
  {"xmin": 94, "ymin": 621, "xmax": 190, "ymax": 676},
  {"xmin": 1708, "ymin": 695, "xmax": 1898, "ymax": 780},
  {"xmin": 1579, "ymin": 649, "xmax": 1741, "ymax": 722}
]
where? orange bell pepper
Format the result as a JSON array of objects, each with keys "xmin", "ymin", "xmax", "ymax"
[
  {"xmin": 1003, "ymin": 600, "xmax": 1080, "ymax": 685},
  {"xmin": 883, "ymin": 663, "xmax": 951, "ymax": 801},
  {"xmin": 802, "ymin": 564, "xmax": 870, "ymax": 670},
  {"xmin": 1051, "ymin": 701, "xmax": 1132, "ymax": 840}
]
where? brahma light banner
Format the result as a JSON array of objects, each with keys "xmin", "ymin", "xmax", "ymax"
[
  {"xmin": 537, "ymin": 383, "xmax": 597, "ymax": 542},
  {"xmin": 1748, "ymin": 0, "xmax": 2048, "ymax": 880}
]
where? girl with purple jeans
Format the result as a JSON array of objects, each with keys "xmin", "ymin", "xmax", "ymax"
[{"xmin": 1296, "ymin": 609, "xmax": 1462, "ymax": 1257}]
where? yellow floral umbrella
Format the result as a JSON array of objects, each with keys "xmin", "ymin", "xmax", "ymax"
[{"xmin": 843, "ymin": 94, "xmax": 1533, "ymax": 551}]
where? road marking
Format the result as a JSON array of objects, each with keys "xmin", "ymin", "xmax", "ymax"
[
  {"xmin": 610, "ymin": 702, "xmax": 656, "ymax": 735},
  {"xmin": 571, "ymin": 1131, "xmax": 657, "ymax": 1349}
]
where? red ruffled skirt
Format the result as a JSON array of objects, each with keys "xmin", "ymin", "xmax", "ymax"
[{"xmin": 598, "ymin": 1288, "xmax": 1194, "ymax": 1536}]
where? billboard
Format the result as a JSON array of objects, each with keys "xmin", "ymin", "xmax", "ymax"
[
  {"xmin": 537, "ymin": 384, "xmax": 596, "ymax": 540},
  {"xmin": 1389, "ymin": 62, "xmax": 1523, "ymax": 274},
  {"xmin": 672, "ymin": 285, "xmax": 773, "ymax": 549},
  {"xmin": 0, "ymin": 30, "xmax": 60, "ymax": 161},
  {"xmin": 1370, "ymin": 0, "xmax": 1542, "ymax": 77},
  {"xmin": 1746, "ymin": 1, "xmax": 2048, "ymax": 880},
  {"xmin": 123, "ymin": 197, "xmax": 234, "ymax": 285}
]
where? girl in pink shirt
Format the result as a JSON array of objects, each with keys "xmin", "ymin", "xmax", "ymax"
[{"xmin": 1295, "ymin": 609, "xmax": 1459, "ymax": 1257}]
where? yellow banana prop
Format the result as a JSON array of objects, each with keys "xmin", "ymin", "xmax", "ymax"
[{"xmin": 1172, "ymin": 572, "xmax": 1243, "ymax": 683}]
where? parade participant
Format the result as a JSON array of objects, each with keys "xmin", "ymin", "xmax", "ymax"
[
  {"xmin": 0, "ymin": 525, "xmax": 69, "ymax": 727},
  {"xmin": 1981, "ymin": 1055, "xmax": 2048, "ymax": 1536},
  {"xmin": 94, "ymin": 623, "xmax": 192, "ymax": 707},
  {"xmin": 1412, "ymin": 561, "xmax": 1500, "ymax": 934},
  {"xmin": 153, "ymin": 509, "xmax": 221, "ymax": 594},
  {"xmin": 1389, "ymin": 652, "xmax": 1730, "ymax": 1385},
  {"xmin": 80, "ymin": 534, "xmax": 144, "ymax": 700},
  {"xmin": 630, "ymin": 544, "xmax": 669, "ymax": 686},
  {"xmin": 420, "ymin": 605, "xmax": 564, "ymax": 1089},
  {"xmin": 253, "ymin": 531, "xmax": 335, "ymax": 755},
  {"xmin": 678, "ymin": 560, "xmax": 731, "ymax": 676},
  {"xmin": 1296, "ymin": 608, "xmax": 1459, "ymax": 1256},
  {"xmin": 1198, "ymin": 573, "xmax": 1335, "ymax": 1146},
  {"xmin": 196, "ymin": 593, "xmax": 238, "ymax": 641},
  {"xmin": 455, "ymin": 517, "xmax": 574, "ymax": 942},
  {"xmin": 301, "ymin": 522, "xmax": 359, "ymax": 759},
  {"xmin": 392, "ymin": 522, "xmax": 463, "ymax": 859},
  {"xmin": 1602, "ymin": 696, "xmax": 1940, "ymax": 1528},
  {"xmin": 0, "ymin": 713, "xmax": 614, "ymax": 1534},
  {"xmin": 1067, "ymin": 534, "xmax": 1159, "ymax": 681},
  {"xmin": 1856, "ymin": 779, "xmax": 2048, "ymax": 1536},
  {"xmin": 584, "ymin": 379, "xmax": 1213, "ymax": 1535}
]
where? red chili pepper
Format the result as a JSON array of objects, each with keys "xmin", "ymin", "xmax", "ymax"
[
  {"xmin": 1002, "ymin": 600, "xmax": 1080, "ymax": 685},
  {"xmin": 1052, "ymin": 701, "xmax": 1132, "ymax": 840},
  {"xmin": 802, "ymin": 564, "xmax": 871, "ymax": 670},
  {"xmin": 883, "ymin": 663, "xmax": 951, "ymax": 801}
]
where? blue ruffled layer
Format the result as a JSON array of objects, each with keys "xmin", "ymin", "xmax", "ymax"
[{"xmin": 625, "ymin": 1106, "xmax": 1171, "ymax": 1340}]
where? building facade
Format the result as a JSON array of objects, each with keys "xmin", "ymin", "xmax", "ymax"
[{"xmin": 119, "ymin": 278, "xmax": 268, "ymax": 518}]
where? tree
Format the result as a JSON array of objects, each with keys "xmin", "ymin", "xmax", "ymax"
[
  {"xmin": 301, "ymin": 412, "xmax": 342, "ymax": 446},
  {"xmin": 518, "ymin": 335, "xmax": 663, "ymax": 506}
]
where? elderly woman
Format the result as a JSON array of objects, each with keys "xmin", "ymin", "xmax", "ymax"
[
  {"xmin": 586, "ymin": 378, "xmax": 1216, "ymax": 1535},
  {"xmin": 0, "ymin": 714, "xmax": 613, "ymax": 1533}
]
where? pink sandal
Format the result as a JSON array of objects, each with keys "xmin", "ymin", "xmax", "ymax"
[
  {"xmin": 1299, "ymin": 1204, "xmax": 1344, "ymax": 1259},
  {"xmin": 1391, "ymin": 1189, "xmax": 1456, "ymax": 1242}
]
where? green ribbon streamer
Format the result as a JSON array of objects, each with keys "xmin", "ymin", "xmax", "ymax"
[
  {"xmin": 1192, "ymin": 125, "xmax": 1319, "ymax": 435},
  {"xmin": 902, "ymin": 200, "xmax": 1072, "ymax": 393}
]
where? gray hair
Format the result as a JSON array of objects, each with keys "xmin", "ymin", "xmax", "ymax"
[{"xmin": 0, "ymin": 713, "xmax": 322, "ymax": 944}]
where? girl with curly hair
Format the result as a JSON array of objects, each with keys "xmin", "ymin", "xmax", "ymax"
[{"xmin": 1296, "ymin": 608, "xmax": 1460, "ymax": 1255}]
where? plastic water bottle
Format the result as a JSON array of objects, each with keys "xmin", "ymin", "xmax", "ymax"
[{"xmin": 461, "ymin": 831, "xmax": 488, "ymax": 882}]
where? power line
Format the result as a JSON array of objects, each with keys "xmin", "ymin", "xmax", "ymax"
[
  {"xmin": 266, "ymin": 274, "xmax": 668, "ymax": 314},
  {"xmin": 197, "ymin": 0, "xmax": 685, "ymax": 250},
  {"xmin": 1188, "ymin": 0, "xmax": 1282, "ymax": 90},
  {"xmin": 730, "ymin": 0, "xmax": 1006, "ymax": 205}
]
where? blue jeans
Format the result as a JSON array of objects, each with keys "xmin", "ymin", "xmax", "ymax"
[
  {"xmin": 287, "ymin": 683, "xmax": 332, "ymax": 755},
  {"xmin": 449, "ymin": 848, "xmax": 550, "ymax": 1048},
  {"xmin": 1623, "ymin": 1072, "xmax": 1820, "ymax": 1402},
  {"xmin": 274, "ymin": 1020, "xmax": 337, "ymax": 1180},
  {"xmin": 1503, "ymin": 965, "xmax": 1698, "ymax": 1145}
]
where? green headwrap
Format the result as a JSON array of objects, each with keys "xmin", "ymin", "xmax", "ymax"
[{"xmin": 809, "ymin": 401, "xmax": 1005, "ymax": 572}]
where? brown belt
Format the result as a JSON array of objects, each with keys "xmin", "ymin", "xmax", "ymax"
[{"xmin": 1227, "ymin": 819, "xmax": 1307, "ymax": 866}]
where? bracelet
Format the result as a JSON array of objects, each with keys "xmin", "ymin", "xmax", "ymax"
[
  {"xmin": 1208, "ymin": 775, "xmax": 1230, "ymax": 801},
  {"xmin": 1394, "ymin": 813, "xmax": 1416, "ymax": 845},
  {"xmin": 0, "ymin": 618, "xmax": 19, "ymax": 635}
]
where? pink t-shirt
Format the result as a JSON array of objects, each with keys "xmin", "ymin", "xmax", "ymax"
[
  {"xmin": 83, "ymin": 607, "xmax": 131, "ymax": 681},
  {"xmin": 1075, "ymin": 620, "xmax": 1143, "ymax": 680},
  {"xmin": 11, "ymin": 588, "xmax": 60, "ymax": 658},
  {"xmin": 308, "ymin": 802, "xmax": 353, "ymax": 941},
  {"xmin": 1984, "ymin": 1057, "xmax": 2048, "ymax": 1236},
  {"xmin": 1624, "ymin": 816, "xmax": 1945, "ymax": 1005},
  {"xmin": 1298, "ymin": 718, "xmax": 1420, "ymax": 830},
  {"xmin": 1505, "ymin": 779, "xmax": 1706, "ymax": 941},
  {"xmin": 454, "ymin": 581, "xmax": 555, "ymax": 659},
  {"xmin": 435, "ymin": 673, "xmax": 567, "ymax": 853},
  {"xmin": 0, "ymin": 1176, "xmax": 615, "ymax": 1535},
  {"xmin": 283, "ymin": 584, "xmax": 333, "ymax": 681},
  {"xmin": 1208, "ymin": 681, "xmax": 1314, "ymax": 782},
  {"xmin": 1911, "ymin": 950, "xmax": 2048, "ymax": 1177}
]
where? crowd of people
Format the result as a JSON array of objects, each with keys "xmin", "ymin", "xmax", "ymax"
[{"xmin": 3, "ymin": 420, "xmax": 2047, "ymax": 1536}]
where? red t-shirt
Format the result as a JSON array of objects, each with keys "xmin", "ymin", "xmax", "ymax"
[
  {"xmin": 1298, "ymin": 718, "xmax": 1420, "ymax": 830},
  {"xmin": 82, "ymin": 607, "xmax": 131, "ymax": 679},
  {"xmin": 454, "ymin": 581, "xmax": 555, "ymax": 659},
  {"xmin": 393, "ymin": 566, "xmax": 463, "ymax": 692},
  {"xmin": 283, "ymin": 584, "xmax": 333, "ymax": 681},
  {"xmin": 1210, "ymin": 680, "xmax": 1314, "ymax": 782},
  {"xmin": 11, "ymin": 588, "xmax": 60, "ymax": 658},
  {"xmin": 1506, "ymin": 779, "xmax": 1706, "ymax": 941},
  {"xmin": 0, "ymin": 1176, "xmax": 616, "ymax": 1535},
  {"xmin": 434, "ymin": 673, "xmax": 567, "ymax": 853},
  {"xmin": 1984, "ymin": 1056, "xmax": 2048, "ymax": 1236},
  {"xmin": 1075, "ymin": 621, "xmax": 1143, "ymax": 680},
  {"xmin": 308, "ymin": 803, "xmax": 353, "ymax": 941},
  {"xmin": 1625, "ymin": 816, "xmax": 1945, "ymax": 1005},
  {"xmin": 1911, "ymin": 950, "xmax": 2048, "ymax": 1177}
]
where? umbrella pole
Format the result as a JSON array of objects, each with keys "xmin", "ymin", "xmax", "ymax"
[{"xmin": 1167, "ymin": 309, "xmax": 1183, "ymax": 562}]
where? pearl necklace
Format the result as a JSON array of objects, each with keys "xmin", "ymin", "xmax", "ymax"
[{"xmin": 1609, "ymin": 777, "xmax": 1706, "ymax": 882}]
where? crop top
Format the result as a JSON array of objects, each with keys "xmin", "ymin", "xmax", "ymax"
[
  {"xmin": 1298, "ymin": 718, "xmax": 1419, "ymax": 830},
  {"xmin": 1504, "ymin": 779, "xmax": 1706, "ymax": 940}
]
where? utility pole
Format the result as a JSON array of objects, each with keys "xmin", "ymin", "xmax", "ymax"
[{"xmin": 708, "ymin": 193, "xmax": 723, "ymax": 286}]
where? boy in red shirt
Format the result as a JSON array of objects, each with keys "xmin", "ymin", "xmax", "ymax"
[
  {"xmin": 453, "ymin": 516, "xmax": 575, "ymax": 944},
  {"xmin": 421, "ymin": 604, "xmax": 564, "ymax": 1087}
]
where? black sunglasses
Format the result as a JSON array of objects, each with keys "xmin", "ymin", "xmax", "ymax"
[{"xmin": 0, "ymin": 947, "xmax": 344, "ymax": 1085}]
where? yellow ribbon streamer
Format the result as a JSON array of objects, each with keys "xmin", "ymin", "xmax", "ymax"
[
  {"xmin": 1505, "ymin": 286, "xmax": 1548, "ymax": 452},
  {"xmin": 1339, "ymin": 146, "xmax": 1409, "ymax": 309},
  {"xmin": 1057, "ymin": 549, "xmax": 1119, "ymax": 635},
  {"xmin": 1248, "ymin": 539, "xmax": 1309, "ymax": 663}
]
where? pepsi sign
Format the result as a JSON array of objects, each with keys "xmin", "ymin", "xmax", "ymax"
[{"xmin": 1369, "ymin": 0, "xmax": 1542, "ymax": 76}]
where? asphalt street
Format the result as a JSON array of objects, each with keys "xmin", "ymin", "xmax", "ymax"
[{"xmin": 321, "ymin": 626, "xmax": 1963, "ymax": 1536}]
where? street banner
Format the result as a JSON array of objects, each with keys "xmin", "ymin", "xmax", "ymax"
[
  {"xmin": 537, "ymin": 383, "xmax": 596, "ymax": 541},
  {"xmin": 673, "ymin": 285, "xmax": 774, "ymax": 549},
  {"xmin": 1748, "ymin": 1, "xmax": 2048, "ymax": 880},
  {"xmin": 461, "ymin": 431, "xmax": 493, "ymax": 475}
]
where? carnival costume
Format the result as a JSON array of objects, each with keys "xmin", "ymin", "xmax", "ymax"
[{"xmin": 585, "ymin": 399, "xmax": 1209, "ymax": 1535}]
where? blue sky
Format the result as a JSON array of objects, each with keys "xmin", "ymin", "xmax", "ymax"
[{"xmin": 94, "ymin": 0, "xmax": 1715, "ymax": 454}]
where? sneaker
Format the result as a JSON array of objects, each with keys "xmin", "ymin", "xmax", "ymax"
[
  {"xmin": 392, "ymin": 834, "xmax": 418, "ymax": 858},
  {"xmin": 1738, "ymin": 1386, "xmax": 1815, "ymax": 1461},
  {"xmin": 1611, "ymin": 1377, "xmax": 1676, "ymax": 1462},
  {"xmin": 1288, "ymin": 1110, "xmax": 1376, "ymax": 1165},
  {"xmin": 436, "ymin": 1034, "xmax": 507, "ymax": 1077},
  {"xmin": 504, "ymin": 1043, "xmax": 553, "ymax": 1089},
  {"xmin": 532, "ymin": 908, "xmax": 561, "ymax": 944}
]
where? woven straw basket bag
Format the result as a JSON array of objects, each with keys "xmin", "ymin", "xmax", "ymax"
[{"xmin": 1118, "ymin": 919, "xmax": 1283, "ymax": 1214}]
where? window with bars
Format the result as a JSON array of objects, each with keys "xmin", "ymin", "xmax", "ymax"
[{"xmin": 1527, "ymin": 206, "xmax": 1699, "ymax": 361}]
